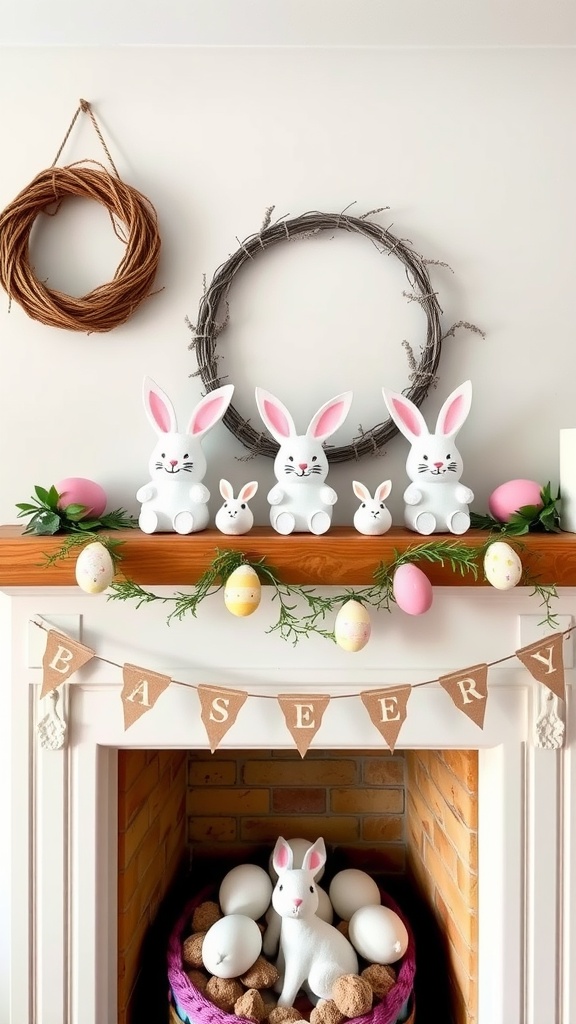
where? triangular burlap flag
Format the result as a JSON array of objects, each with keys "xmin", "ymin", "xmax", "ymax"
[
  {"xmin": 122, "ymin": 664, "xmax": 171, "ymax": 730},
  {"xmin": 516, "ymin": 633, "xmax": 565, "ymax": 701},
  {"xmin": 277, "ymin": 694, "xmax": 331, "ymax": 757},
  {"xmin": 439, "ymin": 663, "xmax": 488, "ymax": 729},
  {"xmin": 360, "ymin": 685, "xmax": 411, "ymax": 753},
  {"xmin": 197, "ymin": 684, "xmax": 248, "ymax": 752},
  {"xmin": 41, "ymin": 629, "xmax": 95, "ymax": 697}
]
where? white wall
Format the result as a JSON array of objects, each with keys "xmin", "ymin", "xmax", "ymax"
[{"xmin": 0, "ymin": 29, "xmax": 575, "ymax": 527}]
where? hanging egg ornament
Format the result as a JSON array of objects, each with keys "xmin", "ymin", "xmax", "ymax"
[
  {"xmin": 224, "ymin": 564, "xmax": 262, "ymax": 617},
  {"xmin": 392, "ymin": 563, "xmax": 433, "ymax": 615},
  {"xmin": 334, "ymin": 600, "xmax": 371, "ymax": 652},
  {"xmin": 75, "ymin": 541, "xmax": 116, "ymax": 594},
  {"xmin": 483, "ymin": 541, "xmax": 523, "ymax": 590}
]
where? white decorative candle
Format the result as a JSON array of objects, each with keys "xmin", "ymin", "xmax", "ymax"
[{"xmin": 559, "ymin": 429, "xmax": 576, "ymax": 532}]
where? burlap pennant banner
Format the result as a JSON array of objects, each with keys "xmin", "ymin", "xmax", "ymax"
[
  {"xmin": 197, "ymin": 684, "xmax": 248, "ymax": 752},
  {"xmin": 277, "ymin": 694, "xmax": 331, "ymax": 757},
  {"xmin": 516, "ymin": 632, "xmax": 565, "ymax": 701},
  {"xmin": 439, "ymin": 663, "xmax": 488, "ymax": 729},
  {"xmin": 41, "ymin": 629, "xmax": 95, "ymax": 697},
  {"xmin": 122, "ymin": 663, "xmax": 171, "ymax": 730},
  {"xmin": 360, "ymin": 685, "xmax": 411, "ymax": 753}
]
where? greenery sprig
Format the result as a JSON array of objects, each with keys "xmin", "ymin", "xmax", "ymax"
[
  {"xmin": 106, "ymin": 537, "xmax": 544, "ymax": 645},
  {"xmin": 470, "ymin": 482, "xmax": 561, "ymax": 536},
  {"xmin": 17, "ymin": 484, "xmax": 138, "ymax": 537}
]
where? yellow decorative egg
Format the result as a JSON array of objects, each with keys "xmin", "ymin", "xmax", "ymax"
[
  {"xmin": 75, "ymin": 541, "xmax": 115, "ymax": 594},
  {"xmin": 483, "ymin": 541, "xmax": 522, "ymax": 590},
  {"xmin": 334, "ymin": 599, "xmax": 371, "ymax": 652},
  {"xmin": 224, "ymin": 565, "xmax": 262, "ymax": 617}
]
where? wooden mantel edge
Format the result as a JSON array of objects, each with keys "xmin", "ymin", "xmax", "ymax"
[{"xmin": 0, "ymin": 525, "xmax": 575, "ymax": 588}]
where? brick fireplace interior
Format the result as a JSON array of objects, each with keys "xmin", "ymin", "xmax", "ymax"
[{"xmin": 117, "ymin": 747, "xmax": 478, "ymax": 1024}]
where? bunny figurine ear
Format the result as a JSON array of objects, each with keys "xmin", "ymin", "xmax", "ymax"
[
  {"xmin": 272, "ymin": 836, "xmax": 294, "ymax": 875},
  {"xmin": 219, "ymin": 479, "xmax": 234, "ymax": 500},
  {"xmin": 307, "ymin": 392, "xmax": 353, "ymax": 443},
  {"xmin": 143, "ymin": 376, "xmax": 179, "ymax": 434},
  {"xmin": 435, "ymin": 380, "xmax": 472, "ymax": 437},
  {"xmin": 187, "ymin": 384, "xmax": 234, "ymax": 438},
  {"xmin": 239, "ymin": 481, "xmax": 258, "ymax": 502},
  {"xmin": 255, "ymin": 388, "xmax": 297, "ymax": 442},
  {"xmin": 353, "ymin": 481, "xmax": 371, "ymax": 502},
  {"xmin": 375, "ymin": 480, "xmax": 392, "ymax": 501},
  {"xmin": 382, "ymin": 387, "xmax": 429, "ymax": 442},
  {"xmin": 301, "ymin": 837, "xmax": 327, "ymax": 876}
]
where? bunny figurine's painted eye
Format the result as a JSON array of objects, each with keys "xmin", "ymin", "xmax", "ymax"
[
  {"xmin": 279, "ymin": 884, "xmax": 283, "ymax": 891},
  {"xmin": 312, "ymin": 456, "xmax": 317, "ymax": 462},
  {"xmin": 446, "ymin": 453, "xmax": 451, "ymax": 459},
  {"xmin": 184, "ymin": 453, "xmax": 189, "ymax": 459},
  {"xmin": 423, "ymin": 454, "xmax": 428, "ymax": 461},
  {"xmin": 288, "ymin": 456, "xmax": 294, "ymax": 462},
  {"xmin": 241, "ymin": 503, "xmax": 246, "ymax": 509},
  {"xmin": 224, "ymin": 503, "xmax": 228, "ymax": 508},
  {"xmin": 309, "ymin": 885, "xmax": 314, "ymax": 893},
  {"xmin": 161, "ymin": 452, "xmax": 166, "ymax": 458},
  {"xmin": 380, "ymin": 503, "xmax": 385, "ymax": 509},
  {"xmin": 361, "ymin": 503, "xmax": 366, "ymax": 508}
]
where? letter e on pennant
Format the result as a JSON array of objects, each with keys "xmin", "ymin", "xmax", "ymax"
[
  {"xmin": 277, "ymin": 694, "xmax": 330, "ymax": 757},
  {"xmin": 360, "ymin": 686, "xmax": 411, "ymax": 752}
]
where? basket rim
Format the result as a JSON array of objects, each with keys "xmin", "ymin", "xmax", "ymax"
[{"xmin": 167, "ymin": 882, "xmax": 416, "ymax": 1024}]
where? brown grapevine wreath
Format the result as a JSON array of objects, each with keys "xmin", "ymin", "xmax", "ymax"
[
  {"xmin": 189, "ymin": 206, "xmax": 475, "ymax": 464},
  {"xmin": 0, "ymin": 100, "xmax": 161, "ymax": 333}
]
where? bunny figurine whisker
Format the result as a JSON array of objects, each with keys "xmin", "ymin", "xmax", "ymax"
[
  {"xmin": 382, "ymin": 380, "xmax": 474, "ymax": 535},
  {"xmin": 137, "ymin": 377, "xmax": 234, "ymax": 534},
  {"xmin": 255, "ymin": 388, "xmax": 353, "ymax": 535}
]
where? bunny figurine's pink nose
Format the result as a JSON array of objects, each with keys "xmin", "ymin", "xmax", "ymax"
[
  {"xmin": 293, "ymin": 898, "xmax": 303, "ymax": 907},
  {"xmin": 299, "ymin": 463, "xmax": 307, "ymax": 471},
  {"xmin": 434, "ymin": 461, "xmax": 443, "ymax": 469},
  {"xmin": 170, "ymin": 460, "xmax": 178, "ymax": 467}
]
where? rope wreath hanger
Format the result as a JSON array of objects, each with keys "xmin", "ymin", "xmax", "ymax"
[
  {"xmin": 0, "ymin": 99, "xmax": 161, "ymax": 333},
  {"xmin": 189, "ymin": 206, "xmax": 461, "ymax": 464}
]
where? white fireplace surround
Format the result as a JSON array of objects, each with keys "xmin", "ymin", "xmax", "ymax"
[{"xmin": 1, "ymin": 583, "xmax": 575, "ymax": 1024}]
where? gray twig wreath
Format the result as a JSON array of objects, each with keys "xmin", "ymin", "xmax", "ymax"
[{"xmin": 189, "ymin": 206, "xmax": 476, "ymax": 463}]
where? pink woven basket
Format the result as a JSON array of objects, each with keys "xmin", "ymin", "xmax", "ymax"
[{"xmin": 167, "ymin": 884, "xmax": 416, "ymax": 1024}]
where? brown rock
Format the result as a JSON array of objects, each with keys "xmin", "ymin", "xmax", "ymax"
[
  {"xmin": 332, "ymin": 974, "xmax": 373, "ymax": 1018},
  {"xmin": 235, "ymin": 988, "xmax": 267, "ymax": 1022},
  {"xmin": 192, "ymin": 901, "xmax": 222, "ymax": 932},
  {"xmin": 240, "ymin": 957, "xmax": 280, "ymax": 990},
  {"xmin": 186, "ymin": 968, "xmax": 209, "ymax": 992},
  {"xmin": 182, "ymin": 932, "xmax": 206, "ymax": 968},
  {"xmin": 309, "ymin": 1000, "xmax": 345, "ymax": 1024},
  {"xmin": 361, "ymin": 963, "xmax": 396, "ymax": 1000},
  {"xmin": 267, "ymin": 1008, "xmax": 303, "ymax": 1024},
  {"xmin": 206, "ymin": 976, "xmax": 244, "ymax": 1011}
]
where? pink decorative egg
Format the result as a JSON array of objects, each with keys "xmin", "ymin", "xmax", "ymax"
[
  {"xmin": 393, "ymin": 563, "xmax": 433, "ymax": 615},
  {"xmin": 488, "ymin": 479, "xmax": 542, "ymax": 522},
  {"xmin": 56, "ymin": 477, "xmax": 107, "ymax": 517}
]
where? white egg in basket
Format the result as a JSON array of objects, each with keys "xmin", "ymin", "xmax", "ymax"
[
  {"xmin": 219, "ymin": 863, "xmax": 273, "ymax": 919},
  {"xmin": 201, "ymin": 914, "xmax": 262, "ymax": 978},
  {"xmin": 348, "ymin": 904, "xmax": 409, "ymax": 964},
  {"xmin": 328, "ymin": 868, "xmax": 381, "ymax": 921}
]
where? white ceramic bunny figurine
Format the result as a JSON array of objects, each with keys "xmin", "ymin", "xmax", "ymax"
[
  {"xmin": 382, "ymin": 380, "xmax": 474, "ymax": 535},
  {"xmin": 137, "ymin": 377, "xmax": 234, "ymax": 534},
  {"xmin": 255, "ymin": 388, "xmax": 353, "ymax": 535},
  {"xmin": 215, "ymin": 479, "xmax": 258, "ymax": 535},
  {"xmin": 271, "ymin": 836, "xmax": 358, "ymax": 1006},
  {"xmin": 352, "ymin": 480, "xmax": 393, "ymax": 535}
]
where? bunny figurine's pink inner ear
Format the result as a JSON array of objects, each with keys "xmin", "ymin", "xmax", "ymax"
[
  {"xmin": 436, "ymin": 381, "xmax": 472, "ymax": 437},
  {"xmin": 390, "ymin": 396, "xmax": 424, "ymax": 437},
  {"xmin": 376, "ymin": 480, "xmax": 392, "ymax": 501},
  {"xmin": 273, "ymin": 836, "xmax": 292, "ymax": 873},
  {"xmin": 308, "ymin": 392, "xmax": 353, "ymax": 442},
  {"xmin": 239, "ymin": 481, "xmax": 258, "ymax": 501},
  {"xmin": 262, "ymin": 399, "xmax": 292, "ymax": 438},
  {"xmin": 302, "ymin": 837, "xmax": 326, "ymax": 875},
  {"xmin": 143, "ymin": 378, "xmax": 177, "ymax": 434},
  {"xmin": 149, "ymin": 392, "xmax": 173, "ymax": 432},
  {"xmin": 353, "ymin": 480, "xmax": 369, "ymax": 501},
  {"xmin": 187, "ymin": 385, "xmax": 234, "ymax": 437}
]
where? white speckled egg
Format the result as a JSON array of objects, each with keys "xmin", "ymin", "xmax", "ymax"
[
  {"xmin": 328, "ymin": 868, "xmax": 381, "ymax": 921},
  {"xmin": 224, "ymin": 565, "xmax": 262, "ymax": 617},
  {"xmin": 75, "ymin": 541, "xmax": 115, "ymax": 594},
  {"xmin": 219, "ymin": 863, "xmax": 273, "ymax": 919},
  {"xmin": 334, "ymin": 600, "xmax": 371, "ymax": 652},
  {"xmin": 201, "ymin": 914, "xmax": 262, "ymax": 978},
  {"xmin": 483, "ymin": 541, "xmax": 522, "ymax": 590},
  {"xmin": 348, "ymin": 904, "xmax": 409, "ymax": 964}
]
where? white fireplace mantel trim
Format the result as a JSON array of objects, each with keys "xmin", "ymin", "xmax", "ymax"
[{"xmin": 1, "ymin": 587, "xmax": 575, "ymax": 1024}]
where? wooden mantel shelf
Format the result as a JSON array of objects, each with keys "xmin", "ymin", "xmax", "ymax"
[{"xmin": 0, "ymin": 525, "xmax": 575, "ymax": 588}]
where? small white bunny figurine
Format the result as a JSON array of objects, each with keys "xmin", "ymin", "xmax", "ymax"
[
  {"xmin": 271, "ymin": 836, "xmax": 358, "ymax": 1006},
  {"xmin": 382, "ymin": 380, "xmax": 474, "ymax": 535},
  {"xmin": 215, "ymin": 479, "xmax": 258, "ymax": 535},
  {"xmin": 136, "ymin": 377, "xmax": 234, "ymax": 534},
  {"xmin": 255, "ymin": 388, "xmax": 353, "ymax": 535},
  {"xmin": 352, "ymin": 480, "xmax": 393, "ymax": 535}
]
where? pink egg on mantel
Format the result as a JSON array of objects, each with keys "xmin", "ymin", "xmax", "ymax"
[
  {"xmin": 392, "ymin": 563, "xmax": 433, "ymax": 616},
  {"xmin": 488, "ymin": 479, "xmax": 543, "ymax": 523},
  {"xmin": 55, "ymin": 477, "xmax": 108, "ymax": 518}
]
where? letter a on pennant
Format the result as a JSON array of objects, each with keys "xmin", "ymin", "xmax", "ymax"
[
  {"xmin": 360, "ymin": 686, "xmax": 411, "ymax": 753},
  {"xmin": 197, "ymin": 684, "xmax": 248, "ymax": 752},
  {"xmin": 277, "ymin": 694, "xmax": 330, "ymax": 757},
  {"xmin": 41, "ymin": 630, "xmax": 95, "ymax": 697},
  {"xmin": 439, "ymin": 663, "xmax": 488, "ymax": 729},
  {"xmin": 122, "ymin": 664, "xmax": 171, "ymax": 730},
  {"xmin": 516, "ymin": 633, "xmax": 566, "ymax": 701}
]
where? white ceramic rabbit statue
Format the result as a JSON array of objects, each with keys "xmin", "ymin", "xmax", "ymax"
[
  {"xmin": 215, "ymin": 479, "xmax": 258, "ymax": 535},
  {"xmin": 382, "ymin": 380, "xmax": 474, "ymax": 535},
  {"xmin": 255, "ymin": 388, "xmax": 353, "ymax": 535},
  {"xmin": 136, "ymin": 377, "xmax": 234, "ymax": 534},
  {"xmin": 352, "ymin": 480, "xmax": 393, "ymax": 535},
  {"xmin": 271, "ymin": 835, "xmax": 358, "ymax": 1006}
]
